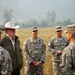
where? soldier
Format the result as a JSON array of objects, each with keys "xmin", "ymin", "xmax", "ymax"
[
  {"xmin": 23, "ymin": 26, "xmax": 46, "ymax": 75},
  {"xmin": 0, "ymin": 21, "xmax": 23, "ymax": 75},
  {"xmin": 60, "ymin": 24, "xmax": 75, "ymax": 75},
  {"xmin": 48, "ymin": 26, "xmax": 69, "ymax": 75},
  {"xmin": 0, "ymin": 29, "xmax": 12, "ymax": 75}
]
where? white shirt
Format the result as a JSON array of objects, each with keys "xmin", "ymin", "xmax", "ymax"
[{"xmin": 6, "ymin": 34, "xmax": 15, "ymax": 51}]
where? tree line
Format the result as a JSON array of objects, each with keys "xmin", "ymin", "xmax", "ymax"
[{"xmin": 1, "ymin": 9, "xmax": 74, "ymax": 28}]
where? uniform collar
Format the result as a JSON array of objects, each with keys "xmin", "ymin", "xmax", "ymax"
[{"xmin": 30, "ymin": 37, "xmax": 40, "ymax": 43}]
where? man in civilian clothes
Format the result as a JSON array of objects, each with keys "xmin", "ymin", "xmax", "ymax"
[{"xmin": 0, "ymin": 21, "xmax": 23, "ymax": 75}]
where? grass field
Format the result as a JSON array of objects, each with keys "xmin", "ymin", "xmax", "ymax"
[{"xmin": 2, "ymin": 27, "xmax": 66, "ymax": 75}]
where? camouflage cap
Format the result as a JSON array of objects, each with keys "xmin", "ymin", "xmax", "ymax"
[
  {"xmin": 65, "ymin": 24, "xmax": 75, "ymax": 33},
  {"xmin": 30, "ymin": 26, "xmax": 38, "ymax": 31},
  {"xmin": 55, "ymin": 26, "xmax": 62, "ymax": 32}
]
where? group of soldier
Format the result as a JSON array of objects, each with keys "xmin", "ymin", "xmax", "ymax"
[{"xmin": 0, "ymin": 21, "xmax": 75, "ymax": 75}]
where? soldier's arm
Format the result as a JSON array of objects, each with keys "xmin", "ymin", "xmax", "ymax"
[
  {"xmin": 1, "ymin": 50, "xmax": 12, "ymax": 75},
  {"xmin": 48, "ymin": 39, "xmax": 57, "ymax": 54},
  {"xmin": 60, "ymin": 49, "xmax": 74, "ymax": 75},
  {"xmin": 23, "ymin": 40, "xmax": 33, "ymax": 64},
  {"xmin": 40, "ymin": 40, "xmax": 46, "ymax": 63},
  {"xmin": 60, "ymin": 50, "xmax": 66, "ymax": 75}
]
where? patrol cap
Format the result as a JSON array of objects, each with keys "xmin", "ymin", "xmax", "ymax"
[
  {"xmin": 30, "ymin": 26, "xmax": 38, "ymax": 31},
  {"xmin": 65, "ymin": 24, "xmax": 75, "ymax": 33},
  {"xmin": 55, "ymin": 26, "xmax": 62, "ymax": 32}
]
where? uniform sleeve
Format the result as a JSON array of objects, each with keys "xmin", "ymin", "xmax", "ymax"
[
  {"xmin": 40, "ymin": 40, "xmax": 46, "ymax": 63},
  {"xmin": 1, "ymin": 51, "xmax": 12, "ymax": 75},
  {"xmin": 23, "ymin": 40, "xmax": 33, "ymax": 64},
  {"xmin": 60, "ymin": 49, "xmax": 74, "ymax": 75},
  {"xmin": 48, "ymin": 39, "xmax": 57, "ymax": 54}
]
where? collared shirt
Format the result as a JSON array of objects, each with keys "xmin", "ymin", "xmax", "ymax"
[{"xmin": 6, "ymin": 34, "xmax": 15, "ymax": 51}]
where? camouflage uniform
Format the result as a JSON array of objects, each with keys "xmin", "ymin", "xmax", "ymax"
[
  {"xmin": 60, "ymin": 24, "xmax": 75, "ymax": 75},
  {"xmin": 0, "ymin": 46, "xmax": 12, "ymax": 75},
  {"xmin": 60, "ymin": 42, "xmax": 75, "ymax": 75},
  {"xmin": 23, "ymin": 37, "xmax": 46, "ymax": 75},
  {"xmin": 48, "ymin": 36, "xmax": 68, "ymax": 75}
]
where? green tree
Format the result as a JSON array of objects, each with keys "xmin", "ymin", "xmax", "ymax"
[
  {"xmin": 3, "ymin": 9, "xmax": 13, "ymax": 24},
  {"xmin": 55, "ymin": 19, "xmax": 74, "ymax": 26},
  {"xmin": 55, "ymin": 21, "xmax": 63, "ymax": 26},
  {"xmin": 62, "ymin": 19, "xmax": 74, "ymax": 26},
  {"xmin": 46, "ymin": 11, "xmax": 56, "ymax": 26},
  {"xmin": 50, "ymin": 11, "xmax": 56, "ymax": 25},
  {"xmin": 39, "ymin": 19, "xmax": 49, "ymax": 27},
  {"xmin": 46, "ymin": 11, "xmax": 51, "ymax": 25},
  {"xmin": 26, "ymin": 18, "xmax": 38, "ymax": 27}
]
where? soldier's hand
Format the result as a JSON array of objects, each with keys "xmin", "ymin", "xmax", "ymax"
[
  {"xmin": 32, "ymin": 61, "xmax": 42, "ymax": 66},
  {"xmin": 35, "ymin": 61, "xmax": 42, "ymax": 67},
  {"xmin": 32, "ymin": 61, "xmax": 37, "ymax": 66},
  {"xmin": 57, "ymin": 50, "xmax": 62, "ymax": 55}
]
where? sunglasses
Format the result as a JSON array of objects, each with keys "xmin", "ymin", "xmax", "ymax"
[
  {"xmin": 56, "ymin": 30, "xmax": 62, "ymax": 32},
  {"xmin": 32, "ymin": 30, "xmax": 37, "ymax": 32}
]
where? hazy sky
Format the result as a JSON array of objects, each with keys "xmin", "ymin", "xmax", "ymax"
[{"xmin": 0, "ymin": 0, "xmax": 75, "ymax": 23}]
